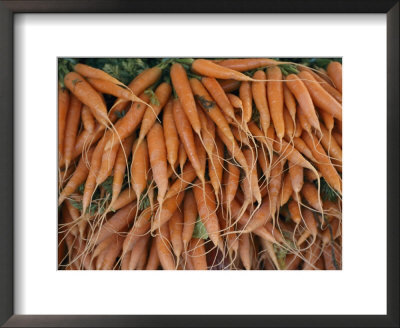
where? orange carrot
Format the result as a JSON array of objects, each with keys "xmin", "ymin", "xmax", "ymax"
[
  {"xmin": 285, "ymin": 74, "xmax": 321, "ymax": 132},
  {"xmin": 289, "ymin": 161, "xmax": 304, "ymax": 194},
  {"xmin": 280, "ymin": 172, "xmax": 293, "ymax": 206},
  {"xmin": 94, "ymin": 202, "xmax": 137, "ymax": 246},
  {"xmin": 162, "ymin": 99, "xmax": 179, "ymax": 167},
  {"xmin": 193, "ymin": 181, "xmax": 223, "ymax": 251},
  {"xmin": 297, "ymin": 70, "xmax": 342, "ymax": 120},
  {"xmin": 128, "ymin": 235, "xmax": 150, "ymax": 270},
  {"xmin": 218, "ymin": 79, "xmax": 241, "ymax": 92},
  {"xmin": 145, "ymin": 239, "xmax": 160, "ymax": 270},
  {"xmin": 138, "ymin": 82, "xmax": 172, "ymax": 142},
  {"xmin": 288, "ymin": 199, "xmax": 302, "ymax": 225},
  {"xmin": 239, "ymin": 81, "xmax": 253, "ymax": 122},
  {"xmin": 316, "ymin": 123, "xmax": 342, "ymax": 163},
  {"xmin": 63, "ymin": 95, "xmax": 82, "ymax": 169},
  {"xmin": 58, "ymin": 86, "xmax": 70, "ymax": 158},
  {"xmin": 170, "ymin": 63, "xmax": 201, "ymax": 134},
  {"xmin": 267, "ymin": 66, "xmax": 285, "ymax": 140},
  {"xmin": 178, "ymin": 142, "xmax": 187, "ymax": 172},
  {"xmin": 242, "ymin": 196, "xmax": 272, "ymax": 233},
  {"xmin": 182, "ymin": 190, "xmax": 197, "ymax": 250},
  {"xmin": 243, "ymin": 148, "xmax": 261, "ymax": 204},
  {"xmin": 283, "ymin": 106, "xmax": 295, "ymax": 139},
  {"xmin": 283, "ymin": 83, "xmax": 296, "ymax": 124},
  {"xmin": 239, "ymin": 233, "xmax": 252, "ymax": 270},
  {"xmin": 74, "ymin": 63, "xmax": 122, "ymax": 85},
  {"xmin": 326, "ymin": 61, "xmax": 342, "ymax": 92},
  {"xmin": 58, "ymin": 148, "xmax": 94, "ymax": 205},
  {"xmin": 217, "ymin": 58, "xmax": 280, "ymax": 72},
  {"xmin": 252, "ymin": 70, "xmax": 271, "ymax": 134},
  {"xmin": 173, "ymin": 98, "xmax": 203, "ymax": 183},
  {"xmin": 131, "ymin": 138, "xmax": 149, "ymax": 201},
  {"xmin": 269, "ymin": 155, "xmax": 283, "ymax": 217},
  {"xmin": 112, "ymin": 66, "xmax": 162, "ymax": 114},
  {"xmin": 332, "ymin": 131, "xmax": 342, "ymax": 147},
  {"xmin": 64, "ymin": 72, "xmax": 109, "ymax": 127},
  {"xmin": 81, "ymin": 105, "xmax": 95, "ymax": 133},
  {"xmin": 301, "ymin": 182, "xmax": 323, "ymax": 212},
  {"xmin": 151, "ymin": 191, "xmax": 185, "ymax": 232},
  {"xmin": 192, "ymin": 59, "xmax": 255, "ymax": 81},
  {"xmin": 188, "ymin": 238, "xmax": 208, "ymax": 270},
  {"xmin": 122, "ymin": 207, "xmax": 152, "ymax": 255},
  {"xmin": 155, "ymin": 222, "xmax": 175, "ymax": 270},
  {"xmin": 111, "ymin": 188, "xmax": 137, "ymax": 212},
  {"xmin": 190, "ymin": 78, "xmax": 235, "ymax": 144},
  {"xmin": 202, "ymin": 77, "xmax": 235, "ymax": 120},
  {"xmin": 168, "ymin": 210, "xmax": 184, "ymax": 259},
  {"xmin": 165, "ymin": 162, "xmax": 197, "ymax": 200},
  {"xmin": 147, "ymin": 122, "xmax": 169, "ymax": 203},
  {"xmin": 111, "ymin": 135, "xmax": 134, "ymax": 204},
  {"xmin": 208, "ymin": 136, "xmax": 224, "ymax": 198}
]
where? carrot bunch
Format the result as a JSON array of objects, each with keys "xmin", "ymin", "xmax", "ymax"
[{"xmin": 58, "ymin": 58, "xmax": 342, "ymax": 270}]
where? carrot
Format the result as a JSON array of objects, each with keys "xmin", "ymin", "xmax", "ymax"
[
  {"xmin": 112, "ymin": 66, "xmax": 162, "ymax": 114},
  {"xmin": 218, "ymin": 79, "xmax": 241, "ymax": 92},
  {"xmin": 239, "ymin": 81, "xmax": 253, "ymax": 123},
  {"xmin": 102, "ymin": 234, "xmax": 125, "ymax": 270},
  {"xmin": 268, "ymin": 155, "xmax": 283, "ymax": 217},
  {"xmin": 202, "ymin": 77, "xmax": 236, "ymax": 120},
  {"xmin": 326, "ymin": 61, "xmax": 342, "ymax": 92},
  {"xmin": 332, "ymin": 131, "xmax": 342, "ymax": 148},
  {"xmin": 291, "ymin": 137, "xmax": 316, "ymax": 162},
  {"xmin": 137, "ymin": 82, "xmax": 172, "ymax": 142},
  {"xmin": 170, "ymin": 63, "xmax": 201, "ymax": 134},
  {"xmin": 182, "ymin": 190, "xmax": 197, "ymax": 250},
  {"xmin": 299, "ymin": 66, "xmax": 342, "ymax": 103},
  {"xmin": 192, "ymin": 59, "xmax": 257, "ymax": 81},
  {"xmin": 81, "ymin": 136, "xmax": 108, "ymax": 214},
  {"xmin": 297, "ymin": 208, "xmax": 318, "ymax": 246},
  {"xmin": 323, "ymin": 241, "xmax": 341, "ymax": 270},
  {"xmin": 284, "ymin": 253, "xmax": 302, "ymax": 270},
  {"xmin": 146, "ymin": 239, "xmax": 160, "ymax": 270},
  {"xmin": 155, "ymin": 223, "xmax": 175, "ymax": 270},
  {"xmin": 74, "ymin": 63, "xmax": 122, "ymax": 85},
  {"xmin": 283, "ymin": 106, "xmax": 295, "ymax": 139},
  {"xmin": 136, "ymin": 250, "xmax": 148, "ymax": 270},
  {"xmin": 289, "ymin": 161, "xmax": 304, "ymax": 194},
  {"xmin": 162, "ymin": 99, "xmax": 179, "ymax": 168},
  {"xmin": 208, "ymin": 136, "xmax": 224, "ymax": 198},
  {"xmin": 188, "ymin": 238, "xmax": 208, "ymax": 270},
  {"xmin": 267, "ymin": 66, "xmax": 285, "ymax": 140},
  {"xmin": 223, "ymin": 162, "xmax": 239, "ymax": 208},
  {"xmin": 151, "ymin": 191, "xmax": 185, "ymax": 232},
  {"xmin": 86, "ymin": 77, "xmax": 143, "ymax": 104},
  {"xmin": 93, "ymin": 202, "xmax": 137, "ymax": 246},
  {"xmin": 96, "ymin": 139, "xmax": 120, "ymax": 186},
  {"xmin": 243, "ymin": 148, "xmax": 261, "ymax": 204},
  {"xmin": 315, "ymin": 123, "xmax": 342, "ymax": 163},
  {"xmin": 190, "ymin": 78, "xmax": 235, "ymax": 143},
  {"xmin": 168, "ymin": 210, "xmax": 184, "ymax": 260},
  {"xmin": 242, "ymin": 196, "xmax": 271, "ymax": 233},
  {"xmin": 193, "ymin": 181, "xmax": 223, "ymax": 251},
  {"xmin": 58, "ymin": 148, "xmax": 94, "ymax": 205},
  {"xmin": 275, "ymin": 139, "xmax": 315, "ymax": 171},
  {"xmin": 131, "ymin": 138, "xmax": 149, "ymax": 202},
  {"xmin": 294, "ymin": 115, "xmax": 303, "ymax": 137},
  {"xmin": 128, "ymin": 235, "xmax": 150, "ymax": 270},
  {"xmin": 63, "ymin": 94, "xmax": 82, "ymax": 169},
  {"xmin": 288, "ymin": 199, "xmax": 302, "ymax": 225},
  {"xmin": 217, "ymin": 58, "xmax": 280, "ymax": 72},
  {"xmin": 239, "ymin": 233, "xmax": 252, "ymax": 270},
  {"xmin": 147, "ymin": 122, "xmax": 169, "ymax": 203},
  {"xmin": 197, "ymin": 106, "xmax": 215, "ymax": 158},
  {"xmin": 122, "ymin": 207, "xmax": 152, "ymax": 255},
  {"xmin": 165, "ymin": 162, "xmax": 197, "ymax": 200},
  {"xmin": 283, "ymin": 83, "xmax": 296, "ymax": 124},
  {"xmin": 172, "ymin": 98, "xmax": 203, "ymax": 183},
  {"xmin": 64, "ymin": 72, "xmax": 109, "ymax": 127},
  {"xmin": 58, "ymin": 86, "xmax": 70, "ymax": 158},
  {"xmin": 303, "ymin": 238, "xmax": 322, "ymax": 270},
  {"xmin": 104, "ymin": 93, "xmax": 150, "ymax": 151},
  {"xmin": 111, "ymin": 135, "xmax": 135, "ymax": 204},
  {"xmin": 217, "ymin": 208, "xmax": 238, "ymax": 256},
  {"xmin": 252, "ymin": 70, "xmax": 271, "ymax": 134},
  {"xmin": 80, "ymin": 105, "xmax": 95, "ymax": 133},
  {"xmin": 301, "ymin": 182, "xmax": 323, "ymax": 212},
  {"xmin": 216, "ymin": 127, "xmax": 249, "ymax": 175},
  {"xmin": 178, "ymin": 142, "xmax": 187, "ymax": 172},
  {"xmin": 319, "ymin": 110, "xmax": 335, "ymax": 135},
  {"xmin": 297, "ymin": 71, "xmax": 342, "ymax": 120},
  {"xmin": 280, "ymin": 173, "xmax": 293, "ymax": 206},
  {"xmin": 226, "ymin": 93, "xmax": 243, "ymax": 112},
  {"xmin": 302, "ymin": 132, "xmax": 342, "ymax": 193},
  {"xmin": 111, "ymin": 188, "xmax": 136, "ymax": 212},
  {"xmin": 285, "ymin": 74, "xmax": 321, "ymax": 132}
]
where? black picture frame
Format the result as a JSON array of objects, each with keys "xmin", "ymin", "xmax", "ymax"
[{"xmin": 0, "ymin": 1, "xmax": 398, "ymax": 327}]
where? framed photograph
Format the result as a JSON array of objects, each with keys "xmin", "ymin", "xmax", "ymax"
[{"xmin": 0, "ymin": 1, "xmax": 398, "ymax": 327}]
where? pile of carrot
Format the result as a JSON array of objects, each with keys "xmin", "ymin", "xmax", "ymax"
[{"xmin": 58, "ymin": 58, "xmax": 342, "ymax": 270}]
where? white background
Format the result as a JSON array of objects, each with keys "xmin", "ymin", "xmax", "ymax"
[{"xmin": 14, "ymin": 14, "xmax": 387, "ymax": 315}]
